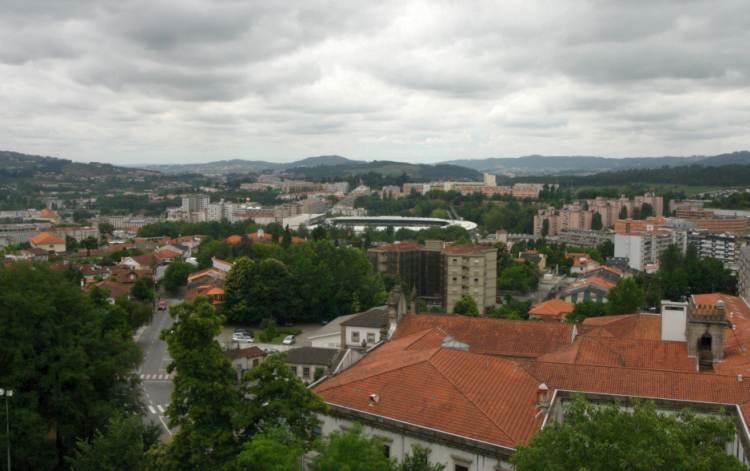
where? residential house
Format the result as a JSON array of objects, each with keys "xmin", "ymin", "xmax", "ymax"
[
  {"xmin": 153, "ymin": 247, "xmax": 183, "ymax": 264},
  {"xmin": 225, "ymin": 346, "xmax": 265, "ymax": 381},
  {"xmin": 340, "ymin": 307, "xmax": 389, "ymax": 350},
  {"xmin": 286, "ymin": 347, "xmax": 345, "ymax": 384},
  {"xmin": 186, "ymin": 267, "xmax": 226, "ymax": 288},
  {"xmin": 212, "ymin": 257, "xmax": 233, "ymax": 273},
  {"xmin": 29, "ymin": 232, "xmax": 66, "ymax": 253},
  {"xmin": 559, "ymin": 277, "xmax": 614, "ymax": 304},
  {"xmin": 528, "ymin": 299, "xmax": 575, "ymax": 322}
]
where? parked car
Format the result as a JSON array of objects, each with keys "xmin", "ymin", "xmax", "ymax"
[
  {"xmin": 157, "ymin": 300, "xmax": 167, "ymax": 311},
  {"xmin": 232, "ymin": 332, "xmax": 254, "ymax": 343},
  {"xmin": 263, "ymin": 347, "xmax": 280, "ymax": 354},
  {"xmin": 282, "ymin": 335, "xmax": 296, "ymax": 345}
]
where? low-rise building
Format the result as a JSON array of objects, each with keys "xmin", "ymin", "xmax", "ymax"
[
  {"xmin": 29, "ymin": 231, "xmax": 66, "ymax": 253},
  {"xmin": 286, "ymin": 347, "xmax": 345, "ymax": 384},
  {"xmin": 340, "ymin": 307, "xmax": 389, "ymax": 350},
  {"xmin": 225, "ymin": 346, "xmax": 265, "ymax": 381},
  {"xmin": 528, "ymin": 299, "xmax": 575, "ymax": 322}
]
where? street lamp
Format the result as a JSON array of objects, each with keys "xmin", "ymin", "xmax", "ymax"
[{"xmin": 0, "ymin": 388, "xmax": 11, "ymax": 471}]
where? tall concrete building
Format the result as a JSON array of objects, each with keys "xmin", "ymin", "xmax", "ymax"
[
  {"xmin": 614, "ymin": 229, "xmax": 687, "ymax": 271},
  {"xmin": 738, "ymin": 246, "xmax": 750, "ymax": 305},
  {"xmin": 367, "ymin": 241, "xmax": 444, "ymax": 302},
  {"xmin": 443, "ymin": 245, "xmax": 497, "ymax": 314},
  {"xmin": 181, "ymin": 194, "xmax": 210, "ymax": 213},
  {"xmin": 688, "ymin": 231, "xmax": 739, "ymax": 271}
]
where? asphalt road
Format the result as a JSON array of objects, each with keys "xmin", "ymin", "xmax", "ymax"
[{"xmin": 136, "ymin": 297, "xmax": 179, "ymax": 440}]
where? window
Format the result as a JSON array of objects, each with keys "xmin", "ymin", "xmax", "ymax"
[
  {"xmin": 455, "ymin": 465, "xmax": 469, "ymax": 471},
  {"xmin": 367, "ymin": 332, "xmax": 376, "ymax": 343},
  {"xmin": 351, "ymin": 331, "xmax": 360, "ymax": 343},
  {"xmin": 252, "ymin": 359, "xmax": 259, "ymax": 367},
  {"xmin": 290, "ymin": 365, "xmax": 298, "ymax": 376},
  {"xmin": 383, "ymin": 444, "xmax": 391, "ymax": 458},
  {"xmin": 303, "ymin": 367, "xmax": 310, "ymax": 378}
]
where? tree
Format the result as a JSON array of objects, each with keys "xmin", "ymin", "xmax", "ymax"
[
  {"xmin": 66, "ymin": 415, "xmax": 159, "ymax": 471},
  {"xmin": 98, "ymin": 223, "xmax": 115, "ymax": 237},
  {"xmin": 566, "ymin": 300, "xmax": 608, "ymax": 324},
  {"xmin": 236, "ymin": 354, "xmax": 327, "ymax": 446},
  {"xmin": 498, "ymin": 262, "xmax": 539, "ymax": 294},
  {"xmin": 453, "ymin": 295, "xmax": 479, "ymax": 316},
  {"xmin": 154, "ymin": 297, "xmax": 240, "ymax": 470},
  {"xmin": 282, "ymin": 225, "xmax": 293, "ymax": 248},
  {"xmin": 131, "ymin": 277, "xmax": 155, "ymax": 303},
  {"xmin": 163, "ymin": 260, "xmax": 192, "ymax": 293},
  {"xmin": 80, "ymin": 236, "xmax": 99, "ymax": 250},
  {"xmin": 597, "ymin": 239, "xmax": 614, "ymax": 259},
  {"xmin": 512, "ymin": 397, "xmax": 745, "ymax": 471},
  {"xmin": 591, "ymin": 212, "xmax": 603, "ymax": 230},
  {"xmin": 397, "ymin": 444, "xmax": 445, "ymax": 471},
  {"xmin": 618, "ymin": 205, "xmax": 628, "ymax": 219},
  {"xmin": 607, "ymin": 277, "xmax": 645, "ymax": 315},
  {"xmin": 311, "ymin": 423, "xmax": 394, "ymax": 471},
  {"xmin": 232, "ymin": 427, "xmax": 303, "ymax": 471},
  {"xmin": 0, "ymin": 262, "xmax": 142, "ymax": 469},
  {"xmin": 66, "ymin": 235, "xmax": 79, "ymax": 252},
  {"xmin": 640, "ymin": 202, "xmax": 654, "ymax": 219},
  {"xmin": 541, "ymin": 219, "xmax": 549, "ymax": 237}
]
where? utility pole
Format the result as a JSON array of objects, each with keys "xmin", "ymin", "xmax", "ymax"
[{"xmin": 0, "ymin": 388, "xmax": 11, "ymax": 471}]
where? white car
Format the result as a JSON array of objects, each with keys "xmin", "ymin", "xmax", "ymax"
[
  {"xmin": 232, "ymin": 332, "xmax": 254, "ymax": 343},
  {"xmin": 282, "ymin": 335, "xmax": 296, "ymax": 345}
]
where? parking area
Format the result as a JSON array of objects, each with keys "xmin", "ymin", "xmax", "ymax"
[{"xmin": 218, "ymin": 323, "xmax": 323, "ymax": 352}]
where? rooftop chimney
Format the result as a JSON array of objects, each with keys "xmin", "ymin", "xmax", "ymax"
[
  {"xmin": 537, "ymin": 383, "xmax": 550, "ymax": 408},
  {"xmin": 660, "ymin": 300, "xmax": 688, "ymax": 342}
]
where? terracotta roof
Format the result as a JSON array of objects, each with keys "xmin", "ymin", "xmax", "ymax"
[
  {"xmin": 537, "ymin": 336, "xmax": 696, "ymax": 372},
  {"xmin": 442, "ymin": 244, "xmax": 494, "ymax": 255},
  {"xmin": 524, "ymin": 361, "xmax": 750, "ymax": 407},
  {"xmin": 206, "ymin": 287, "xmax": 224, "ymax": 296},
  {"xmin": 89, "ymin": 280, "xmax": 131, "ymax": 300},
  {"xmin": 580, "ymin": 314, "xmax": 662, "ymax": 340},
  {"xmin": 369, "ymin": 241, "xmax": 423, "ymax": 252},
  {"xmin": 187, "ymin": 268, "xmax": 224, "ymax": 282},
  {"xmin": 224, "ymin": 346, "xmax": 265, "ymax": 360},
  {"xmin": 314, "ymin": 346, "xmax": 544, "ymax": 447},
  {"xmin": 39, "ymin": 208, "xmax": 58, "ymax": 219},
  {"xmin": 30, "ymin": 232, "xmax": 64, "ymax": 245},
  {"xmin": 225, "ymin": 234, "xmax": 242, "ymax": 245},
  {"xmin": 394, "ymin": 314, "xmax": 575, "ymax": 359},
  {"xmin": 528, "ymin": 299, "xmax": 574, "ymax": 319},
  {"xmin": 154, "ymin": 248, "xmax": 182, "ymax": 259}
]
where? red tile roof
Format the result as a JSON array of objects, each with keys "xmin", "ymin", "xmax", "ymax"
[
  {"xmin": 224, "ymin": 346, "xmax": 265, "ymax": 360},
  {"xmin": 395, "ymin": 314, "xmax": 574, "ymax": 359},
  {"xmin": 30, "ymin": 232, "xmax": 64, "ymax": 246},
  {"xmin": 537, "ymin": 336, "xmax": 696, "ymax": 372},
  {"xmin": 442, "ymin": 244, "xmax": 494, "ymax": 254},
  {"xmin": 528, "ymin": 299, "xmax": 574, "ymax": 320},
  {"xmin": 315, "ymin": 346, "xmax": 544, "ymax": 447},
  {"xmin": 225, "ymin": 234, "xmax": 242, "ymax": 245},
  {"xmin": 580, "ymin": 314, "xmax": 662, "ymax": 340},
  {"xmin": 154, "ymin": 248, "xmax": 182, "ymax": 259}
]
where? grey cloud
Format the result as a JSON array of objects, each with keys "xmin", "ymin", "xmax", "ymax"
[{"xmin": 0, "ymin": 0, "xmax": 749, "ymax": 163}]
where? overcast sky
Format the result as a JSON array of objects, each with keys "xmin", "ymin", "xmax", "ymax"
[{"xmin": 1, "ymin": 0, "xmax": 749, "ymax": 165}]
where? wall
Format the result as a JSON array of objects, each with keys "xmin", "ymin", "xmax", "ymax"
[
  {"xmin": 343, "ymin": 326, "xmax": 384, "ymax": 349},
  {"xmin": 316, "ymin": 414, "xmax": 513, "ymax": 471}
]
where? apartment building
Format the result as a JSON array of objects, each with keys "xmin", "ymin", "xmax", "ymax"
[
  {"xmin": 739, "ymin": 246, "xmax": 750, "ymax": 305},
  {"xmin": 443, "ymin": 245, "xmax": 497, "ymax": 314},
  {"xmin": 688, "ymin": 231, "xmax": 740, "ymax": 271},
  {"xmin": 553, "ymin": 229, "xmax": 614, "ymax": 248},
  {"xmin": 614, "ymin": 228, "xmax": 687, "ymax": 271},
  {"xmin": 367, "ymin": 241, "xmax": 444, "ymax": 300}
]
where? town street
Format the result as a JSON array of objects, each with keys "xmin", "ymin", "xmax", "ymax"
[{"xmin": 136, "ymin": 297, "xmax": 179, "ymax": 440}]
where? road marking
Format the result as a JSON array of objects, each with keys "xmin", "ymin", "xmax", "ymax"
[
  {"xmin": 148, "ymin": 405, "xmax": 156, "ymax": 414},
  {"xmin": 158, "ymin": 415, "xmax": 173, "ymax": 436},
  {"xmin": 157, "ymin": 405, "xmax": 165, "ymax": 413}
]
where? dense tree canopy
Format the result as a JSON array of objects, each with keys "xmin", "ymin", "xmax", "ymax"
[
  {"xmin": 453, "ymin": 295, "xmax": 480, "ymax": 316},
  {"xmin": 0, "ymin": 262, "xmax": 142, "ymax": 470},
  {"xmin": 154, "ymin": 298, "xmax": 240, "ymax": 470},
  {"xmin": 512, "ymin": 398, "xmax": 745, "ymax": 471},
  {"xmin": 224, "ymin": 241, "xmax": 386, "ymax": 324},
  {"xmin": 311, "ymin": 423, "xmax": 393, "ymax": 471},
  {"xmin": 162, "ymin": 261, "xmax": 193, "ymax": 293}
]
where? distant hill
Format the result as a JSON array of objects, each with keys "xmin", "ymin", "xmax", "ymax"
[
  {"xmin": 0, "ymin": 150, "xmax": 159, "ymax": 179},
  {"xmin": 442, "ymin": 151, "xmax": 750, "ymax": 175},
  {"xmin": 286, "ymin": 160, "xmax": 480, "ymax": 181},
  {"xmin": 141, "ymin": 155, "xmax": 361, "ymax": 175}
]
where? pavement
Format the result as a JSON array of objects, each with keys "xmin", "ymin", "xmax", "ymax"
[
  {"xmin": 136, "ymin": 297, "xmax": 179, "ymax": 440},
  {"xmin": 218, "ymin": 323, "xmax": 322, "ymax": 351}
]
